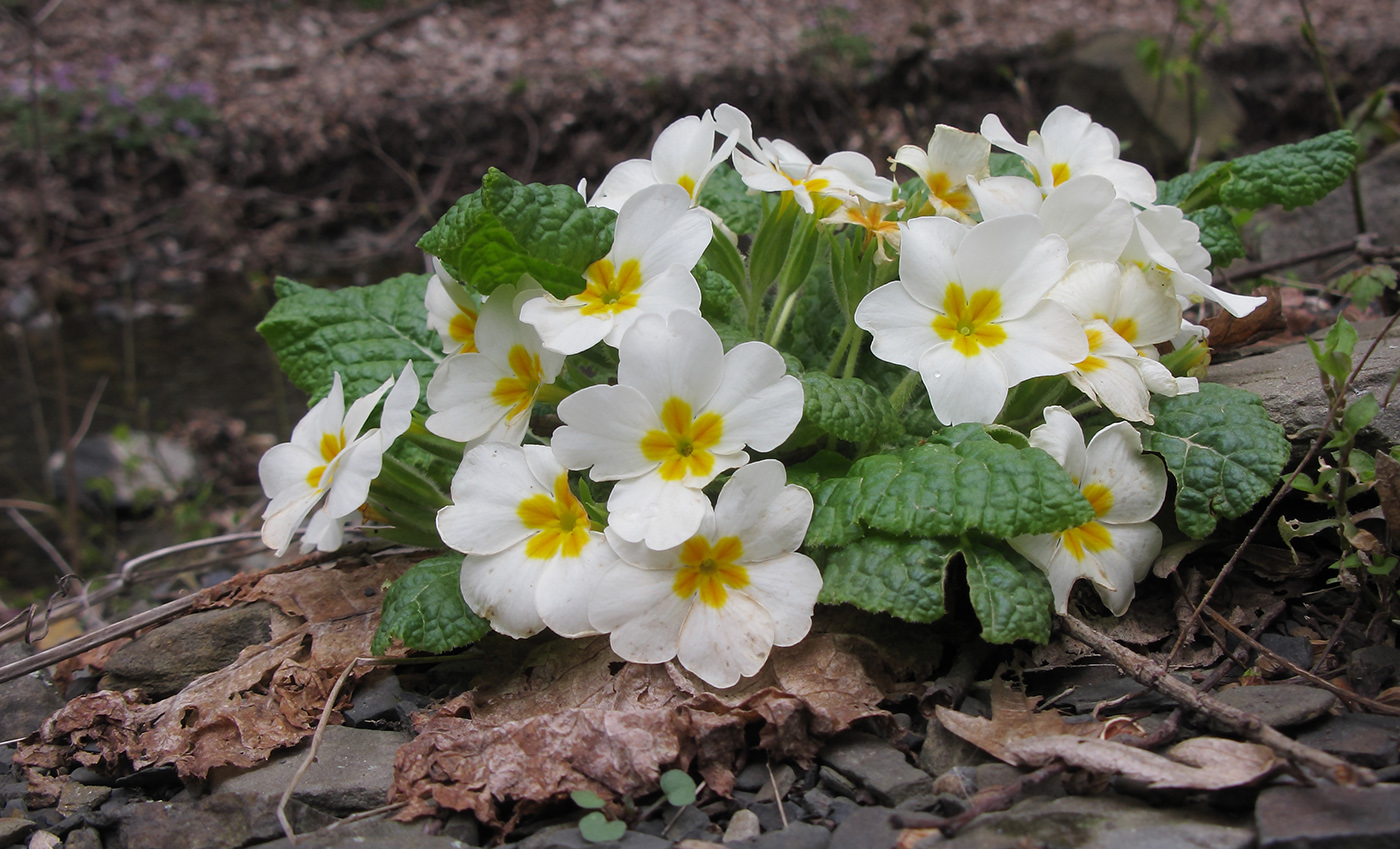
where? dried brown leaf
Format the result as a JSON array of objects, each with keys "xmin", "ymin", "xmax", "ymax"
[
  {"xmin": 1006, "ymin": 735, "xmax": 1280, "ymax": 790},
  {"xmin": 390, "ymin": 634, "xmax": 888, "ymax": 825},
  {"xmin": 16, "ymin": 556, "xmax": 411, "ymax": 779},
  {"xmin": 935, "ymin": 677, "xmax": 1096, "ymax": 763},
  {"xmin": 1375, "ymin": 452, "xmax": 1400, "ymax": 537},
  {"xmin": 1202, "ymin": 286, "xmax": 1283, "ymax": 351}
]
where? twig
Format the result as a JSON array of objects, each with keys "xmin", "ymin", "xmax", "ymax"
[
  {"xmin": 1297, "ymin": 0, "xmax": 1367, "ymax": 235},
  {"xmin": 1061, "ymin": 613, "xmax": 1375, "ymax": 785},
  {"xmin": 920, "ymin": 639, "xmax": 993, "ymax": 716},
  {"xmin": 1212, "ymin": 235, "xmax": 1377, "ymax": 286},
  {"xmin": 340, "ymin": 0, "xmax": 448, "ymax": 52},
  {"xmin": 278, "ymin": 658, "xmax": 360, "ymax": 843},
  {"xmin": 1201, "ymin": 606, "xmax": 1400, "ymax": 717},
  {"xmin": 767, "ymin": 763, "xmax": 788, "ymax": 829},
  {"xmin": 119, "ymin": 531, "xmax": 265, "ymax": 581},
  {"xmin": 1310, "ymin": 596, "xmax": 1359, "ymax": 675},
  {"xmin": 6, "ymin": 507, "xmax": 74, "ymax": 578},
  {"xmin": 891, "ymin": 763, "xmax": 1066, "ymax": 836}
]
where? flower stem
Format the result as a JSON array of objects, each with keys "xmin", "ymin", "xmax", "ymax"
[
  {"xmin": 842, "ymin": 328, "xmax": 864, "ymax": 380},
  {"xmin": 888, "ymin": 370, "xmax": 923, "ymax": 414},
  {"xmin": 825, "ymin": 322, "xmax": 856, "ymax": 376}
]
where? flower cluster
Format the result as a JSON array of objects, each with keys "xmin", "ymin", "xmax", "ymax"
[{"xmin": 257, "ymin": 101, "xmax": 1277, "ymax": 684}]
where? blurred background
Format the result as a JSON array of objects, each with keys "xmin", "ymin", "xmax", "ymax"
[{"xmin": 1, "ymin": 0, "xmax": 1398, "ymax": 626}]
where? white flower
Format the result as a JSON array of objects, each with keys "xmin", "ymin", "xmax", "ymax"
[
  {"xmin": 820, "ymin": 195, "xmax": 904, "ymax": 261},
  {"xmin": 1123, "ymin": 204, "xmax": 1266, "ymax": 318},
  {"xmin": 854, "ymin": 215, "xmax": 1088, "ymax": 425},
  {"xmin": 732, "ymin": 135, "xmax": 893, "ymax": 215},
  {"xmin": 425, "ymin": 281, "xmax": 564, "ymax": 447},
  {"xmin": 258, "ymin": 363, "xmax": 420, "ymax": 556},
  {"xmin": 519, "ymin": 184, "xmax": 710, "ymax": 355},
  {"xmin": 969, "ymin": 174, "xmax": 1136, "ymax": 263},
  {"xmin": 589, "ymin": 460, "xmax": 822, "ymax": 688},
  {"xmin": 1009, "ymin": 406, "xmax": 1167, "ymax": 615},
  {"xmin": 424, "ymin": 258, "xmax": 481, "ymax": 354},
  {"xmin": 981, "ymin": 106, "xmax": 1157, "ymax": 205},
  {"xmin": 437, "ymin": 443, "xmax": 617, "ymax": 639},
  {"xmin": 891, "ymin": 124, "xmax": 989, "ymax": 223},
  {"xmin": 552, "ymin": 310, "xmax": 803, "ymax": 550},
  {"xmin": 588, "ymin": 107, "xmax": 748, "ymax": 211}
]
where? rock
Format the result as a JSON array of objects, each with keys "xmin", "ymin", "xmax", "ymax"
[
  {"xmin": 1294, "ymin": 713, "xmax": 1400, "ymax": 768},
  {"xmin": 931, "ymin": 766, "xmax": 977, "ymax": 798},
  {"xmin": 747, "ymin": 801, "xmax": 804, "ymax": 832},
  {"xmin": 818, "ymin": 732, "xmax": 930, "ymax": 806},
  {"xmin": 799, "ymin": 788, "xmax": 833, "ymax": 820},
  {"xmin": 1212, "ymin": 685, "xmax": 1336, "ymax": 728},
  {"xmin": 734, "ymin": 764, "xmax": 769, "ymax": 792},
  {"xmin": 62, "ymin": 828, "xmax": 101, "ymax": 849},
  {"xmin": 1249, "ymin": 142, "xmax": 1400, "ymax": 285},
  {"xmin": 935, "ymin": 794, "xmax": 1253, "ymax": 848},
  {"xmin": 47, "ymin": 430, "xmax": 198, "ymax": 515},
  {"xmin": 513, "ymin": 827, "xmax": 671, "ymax": 849},
  {"xmin": 826, "ymin": 806, "xmax": 898, "ymax": 849},
  {"xmin": 1055, "ymin": 31, "xmax": 1245, "ymax": 174},
  {"xmin": 917, "ymin": 718, "xmax": 985, "ymax": 778},
  {"xmin": 0, "ymin": 818, "xmax": 35, "ymax": 849},
  {"xmin": 246, "ymin": 816, "xmax": 475, "ymax": 849},
  {"xmin": 1208, "ymin": 318, "xmax": 1400, "ymax": 455},
  {"xmin": 56, "ymin": 785, "xmax": 110, "ymax": 817},
  {"xmin": 1256, "ymin": 783, "xmax": 1400, "ymax": 848},
  {"xmin": 1257, "ymin": 634, "xmax": 1314, "ymax": 675},
  {"xmin": 99, "ymin": 602, "xmax": 276, "ymax": 699},
  {"xmin": 1349, "ymin": 644, "xmax": 1400, "ymax": 697},
  {"xmin": 634, "ymin": 805, "xmax": 711, "ymax": 842},
  {"xmin": 730, "ymin": 821, "xmax": 832, "ymax": 849},
  {"xmin": 27, "ymin": 832, "xmax": 60, "ymax": 849},
  {"xmin": 113, "ymin": 794, "xmax": 337, "ymax": 849},
  {"xmin": 341, "ymin": 670, "xmax": 410, "ymax": 728},
  {"xmin": 724, "ymin": 809, "xmax": 762, "ymax": 843},
  {"xmin": 208, "ymin": 725, "xmax": 410, "ymax": 813},
  {"xmin": 0, "ymin": 644, "xmax": 67, "ymax": 742},
  {"xmin": 753, "ymin": 764, "xmax": 796, "ymax": 804}
]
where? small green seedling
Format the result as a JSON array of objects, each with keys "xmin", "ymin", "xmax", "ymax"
[
  {"xmin": 571, "ymin": 790, "xmax": 627, "ymax": 843},
  {"xmin": 660, "ymin": 769, "xmax": 697, "ymax": 807}
]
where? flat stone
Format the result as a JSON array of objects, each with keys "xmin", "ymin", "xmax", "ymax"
[
  {"xmin": 753, "ymin": 765, "xmax": 796, "ymax": 804},
  {"xmin": 1257, "ymin": 784, "xmax": 1400, "ymax": 848},
  {"xmin": 0, "ymin": 644, "xmax": 66, "ymax": 742},
  {"xmin": 730, "ymin": 821, "xmax": 832, "ymax": 849},
  {"xmin": 114, "ymin": 795, "xmax": 337, "ymax": 849},
  {"xmin": 247, "ymin": 816, "xmax": 475, "ymax": 849},
  {"xmin": 514, "ymin": 826, "xmax": 671, "ymax": 849},
  {"xmin": 100, "ymin": 602, "xmax": 277, "ymax": 698},
  {"xmin": 1258, "ymin": 634, "xmax": 1314, "ymax": 674},
  {"xmin": 819, "ymin": 732, "xmax": 930, "ymax": 806},
  {"xmin": 56, "ymin": 784, "xmax": 110, "ymax": 816},
  {"xmin": 747, "ymin": 801, "xmax": 804, "ymax": 832},
  {"xmin": 827, "ymin": 807, "xmax": 898, "ymax": 849},
  {"xmin": 917, "ymin": 718, "xmax": 986, "ymax": 778},
  {"xmin": 634, "ymin": 805, "xmax": 711, "ymax": 842},
  {"xmin": 209, "ymin": 725, "xmax": 410, "ymax": 813},
  {"xmin": 1350, "ymin": 644, "xmax": 1400, "ymax": 697},
  {"xmin": 0, "ymin": 818, "xmax": 35, "ymax": 848},
  {"xmin": 1294, "ymin": 714, "xmax": 1400, "ymax": 768},
  {"xmin": 341, "ymin": 669, "xmax": 409, "ymax": 728},
  {"xmin": 936, "ymin": 794, "xmax": 1253, "ymax": 849},
  {"xmin": 62, "ymin": 828, "xmax": 101, "ymax": 849},
  {"xmin": 724, "ymin": 809, "xmax": 762, "ymax": 843},
  {"xmin": 1213, "ymin": 685, "xmax": 1336, "ymax": 728}
]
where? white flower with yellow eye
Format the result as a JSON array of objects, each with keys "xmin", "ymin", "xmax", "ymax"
[
  {"xmin": 820, "ymin": 195, "xmax": 905, "ymax": 261},
  {"xmin": 854, "ymin": 214, "xmax": 1087, "ymax": 426},
  {"xmin": 981, "ymin": 106, "xmax": 1157, "ymax": 205},
  {"xmin": 437, "ymin": 443, "xmax": 616, "ymax": 638},
  {"xmin": 891, "ymin": 124, "xmax": 989, "ymax": 224},
  {"xmin": 258, "ymin": 363, "xmax": 419, "ymax": 556},
  {"xmin": 732, "ymin": 134, "xmax": 893, "ymax": 216},
  {"xmin": 425, "ymin": 281, "xmax": 563, "ymax": 448},
  {"xmin": 424, "ymin": 258, "xmax": 482, "ymax": 354},
  {"xmin": 589, "ymin": 460, "xmax": 822, "ymax": 688},
  {"xmin": 520, "ymin": 184, "xmax": 710, "ymax": 355},
  {"xmin": 1009, "ymin": 406, "xmax": 1167, "ymax": 616},
  {"xmin": 551, "ymin": 310, "xmax": 803, "ymax": 551},
  {"xmin": 588, "ymin": 106, "xmax": 749, "ymax": 211}
]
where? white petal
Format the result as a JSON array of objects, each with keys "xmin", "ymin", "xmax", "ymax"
[
  {"xmin": 342, "ymin": 374, "xmax": 395, "ymax": 443},
  {"xmin": 591, "ymin": 563, "xmax": 690, "ymax": 663},
  {"xmin": 261, "ymin": 486, "xmax": 324, "ymax": 556},
  {"xmin": 1082, "ymin": 423, "xmax": 1168, "ymax": 524},
  {"xmin": 1028, "ymin": 406, "xmax": 1087, "ymax": 481},
  {"xmin": 424, "ymin": 354, "xmax": 511, "ymax": 443},
  {"xmin": 713, "ymin": 460, "xmax": 813, "ymax": 561},
  {"xmin": 460, "ymin": 547, "xmax": 547, "ymax": 638},
  {"xmin": 966, "ymin": 175, "xmax": 1042, "ymax": 220},
  {"xmin": 438, "ymin": 443, "xmax": 544, "ymax": 554},
  {"xmin": 617, "ymin": 310, "xmax": 724, "ymax": 413},
  {"xmin": 676, "ymin": 591, "xmax": 774, "ymax": 688},
  {"xmin": 738, "ymin": 552, "xmax": 822, "ymax": 647},
  {"xmin": 300, "ymin": 507, "xmax": 351, "ymax": 553},
  {"xmin": 606, "ymin": 475, "xmax": 710, "ymax": 550},
  {"xmin": 379, "ymin": 362, "xmax": 420, "ymax": 444},
  {"xmin": 290, "ymin": 374, "xmax": 345, "ymax": 453},
  {"xmin": 1039, "ymin": 176, "xmax": 1135, "ymax": 262},
  {"xmin": 956, "ymin": 217, "xmax": 1068, "ymax": 316},
  {"xmin": 552, "ymin": 385, "xmax": 658, "ymax": 480},
  {"xmin": 518, "ymin": 295, "xmax": 613, "ymax": 356},
  {"xmin": 895, "ymin": 216, "xmax": 969, "ymax": 309},
  {"xmin": 612, "ymin": 185, "xmax": 711, "ymax": 280},
  {"xmin": 321, "ymin": 433, "xmax": 383, "ymax": 517},
  {"xmin": 707, "ymin": 345, "xmax": 803, "ymax": 452},
  {"xmin": 590, "ymin": 159, "xmax": 660, "ymax": 211},
  {"xmin": 259, "ymin": 442, "xmax": 320, "ymax": 500},
  {"xmin": 598, "ymin": 266, "xmax": 702, "ymax": 348},
  {"xmin": 536, "ymin": 533, "xmax": 618, "ymax": 638},
  {"xmin": 854, "ymin": 282, "xmax": 940, "ymax": 371},
  {"xmin": 917, "ymin": 343, "xmax": 1009, "ymax": 426},
  {"xmin": 994, "ymin": 300, "xmax": 1089, "ymax": 384}
]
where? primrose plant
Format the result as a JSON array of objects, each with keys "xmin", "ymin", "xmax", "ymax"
[{"xmin": 256, "ymin": 104, "xmax": 1357, "ymax": 687}]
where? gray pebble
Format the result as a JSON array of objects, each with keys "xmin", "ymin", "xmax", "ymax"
[{"xmin": 1213, "ymin": 685, "xmax": 1336, "ymax": 728}]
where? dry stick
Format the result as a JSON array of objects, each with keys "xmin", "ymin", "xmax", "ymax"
[
  {"xmin": 1310, "ymin": 596, "xmax": 1359, "ymax": 676},
  {"xmin": 1166, "ymin": 310, "xmax": 1400, "ymax": 666},
  {"xmin": 1297, "ymin": 0, "xmax": 1367, "ymax": 235},
  {"xmin": 277, "ymin": 658, "xmax": 361, "ymax": 843},
  {"xmin": 891, "ymin": 763, "xmax": 1066, "ymax": 836},
  {"xmin": 340, "ymin": 0, "xmax": 449, "ymax": 51},
  {"xmin": 6, "ymin": 507, "xmax": 74, "ymax": 578},
  {"xmin": 1211, "ymin": 235, "xmax": 1376, "ymax": 286},
  {"xmin": 1201, "ymin": 606, "xmax": 1400, "ymax": 717},
  {"xmin": 1061, "ymin": 614, "xmax": 1375, "ymax": 785}
]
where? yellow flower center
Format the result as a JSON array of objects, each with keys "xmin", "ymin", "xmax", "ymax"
[
  {"xmin": 305, "ymin": 430, "xmax": 346, "ymax": 488},
  {"xmin": 449, "ymin": 308, "xmax": 478, "ymax": 354},
  {"xmin": 931, "ymin": 283, "xmax": 1007, "ymax": 356},
  {"xmin": 1059, "ymin": 520, "xmax": 1113, "ymax": 561},
  {"xmin": 1051, "ymin": 162, "xmax": 1071, "ymax": 186},
  {"xmin": 517, "ymin": 473, "xmax": 592, "ymax": 560},
  {"xmin": 639, "ymin": 397, "xmax": 724, "ymax": 481},
  {"xmin": 1083, "ymin": 481, "xmax": 1114, "ymax": 517},
  {"xmin": 1076, "ymin": 326, "xmax": 1108, "ymax": 372},
  {"xmin": 578, "ymin": 258, "xmax": 643, "ymax": 317},
  {"xmin": 677, "ymin": 174, "xmax": 697, "ymax": 198},
  {"xmin": 673, "ymin": 535, "xmax": 748, "ymax": 608},
  {"xmin": 491, "ymin": 345, "xmax": 545, "ymax": 424},
  {"xmin": 927, "ymin": 172, "xmax": 974, "ymax": 212},
  {"xmin": 1110, "ymin": 316, "xmax": 1137, "ymax": 345}
]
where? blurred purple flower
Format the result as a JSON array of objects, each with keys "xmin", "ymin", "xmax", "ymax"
[{"xmin": 173, "ymin": 118, "xmax": 199, "ymax": 138}]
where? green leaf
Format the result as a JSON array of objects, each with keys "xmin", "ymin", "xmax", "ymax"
[
  {"xmin": 1137, "ymin": 383, "xmax": 1289, "ymax": 538},
  {"xmin": 1156, "ymin": 160, "xmax": 1230, "ymax": 211},
  {"xmin": 1335, "ymin": 265, "xmax": 1398, "ymax": 310},
  {"xmin": 1217, "ymin": 130, "xmax": 1358, "ymax": 211},
  {"xmin": 697, "ymin": 163, "xmax": 762, "ymax": 236},
  {"xmin": 1186, "ymin": 205, "xmax": 1246, "ymax": 268},
  {"xmin": 696, "ymin": 264, "xmax": 742, "ymax": 325},
  {"xmin": 817, "ymin": 534, "xmax": 954, "ymax": 622},
  {"xmin": 702, "ymin": 225, "xmax": 748, "ymax": 293},
  {"xmin": 989, "ymin": 152, "xmax": 1033, "ymax": 180},
  {"xmin": 578, "ymin": 812, "xmax": 626, "ymax": 843},
  {"xmin": 571, "ymin": 790, "xmax": 607, "ymax": 810},
  {"xmin": 785, "ymin": 450, "xmax": 853, "ymax": 492},
  {"xmin": 258, "ymin": 274, "xmax": 441, "ymax": 408},
  {"xmin": 370, "ymin": 554, "xmax": 489, "ymax": 655},
  {"xmin": 417, "ymin": 168, "xmax": 616, "ymax": 299},
  {"xmin": 660, "ymin": 770, "xmax": 697, "ymax": 807},
  {"xmin": 1330, "ymin": 393, "xmax": 1381, "ymax": 448},
  {"xmin": 788, "ymin": 372, "xmax": 904, "ymax": 447},
  {"xmin": 962, "ymin": 542, "xmax": 1053, "ymax": 644},
  {"xmin": 806, "ymin": 425, "xmax": 1093, "ymax": 547}
]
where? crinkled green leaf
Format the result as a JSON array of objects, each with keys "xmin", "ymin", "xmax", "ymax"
[
  {"xmin": 788, "ymin": 372, "xmax": 903, "ymax": 447},
  {"xmin": 1218, "ymin": 130, "xmax": 1358, "ymax": 211},
  {"xmin": 418, "ymin": 168, "xmax": 616, "ymax": 299},
  {"xmin": 784, "ymin": 268, "xmax": 846, "ymax": 371},
  {"xmin": 370, "ymin": 554, "xmax": 489, "ymax": 655},
  {"xmin": 696, "ymin": 264, "xmax": 742, "ymax": 325},
  {"xmin": 697, "ymin": 163, "xmax": 761, "ymax": 236},
  {"xmin": 258, "ymin": 274, "xmax": 440, "ymax": 408},
  {"xmin": 785, "ymin": 450, "xmax": 853, "ymax": 492},
  {"xmin": 962, "ymin": 542, "xmax": 1053, "ymax": 644},
  {"xmin": 806, "ymin": 425, "xmax": 1093, "ymax": 547},
  {"xmin": 1335, "ymin": 265, "xmax": 1398, "ymax": 310},
  {"xmin": 1156, "ymin": 160, "xmax": 1230, "ymax": 210},
  {"xmin": 1187, "ymin": 205, "xmax": 1246, "ymax": 268},
  {"xmin": 818, "ymin": 534, "xmax": 954, "ymax": 622},
  {"xmin": 989, "ymin": 152, "xmax": 1033, "ymax": 180},
  {"xmin": 1137, "ymin": 383, "xmax": 1289, "ymax": 538}
]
